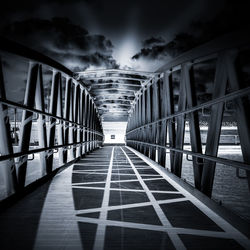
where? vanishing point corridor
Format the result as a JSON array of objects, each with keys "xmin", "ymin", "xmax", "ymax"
[{"xmin": 0, "ymin": 9, "xmax": 250, "ymax": 249}]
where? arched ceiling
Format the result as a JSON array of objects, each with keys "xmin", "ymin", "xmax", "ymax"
[{"xmin": 75, "ymin": 69, "xmax": 157, "ymax": 122}]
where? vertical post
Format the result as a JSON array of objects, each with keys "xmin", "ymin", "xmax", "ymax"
[
  {"xmin": 165, "ymin": 71, "xmax": 176, "ymax": 171},
  {"xmin": 63, "ymin": 77, "xmax": 72, "ymax": 163},
  {"xmin": 152, "ymin": 80, "xmax": 160, "ymax": 162},
  {"xmin": 185, "ymin": 63, "xmax": 203, "ymax": 190},
  {"xmin": 135, "ymin": 98, "xmax": 139, "ymax": 151},
  {"xmin": 159, "ymin": 78, "xmax": 167, "ymax": 167},
  {"xmin": 141, "ymin": 90, "xmax": 146, "ymax": 155},
  {"xmin": 72, "ymin": 83, "xmax": 79, "ymax": 158},
  {"xmin": 69, "ymin": 81, "xmax": 75, "ymax": 160},
  {"xmin": 226, "ymin": 51, "xmax": 250, "ymax": 190},
  {"xmin": 17, "ymin": 62, "xmax": 39, "ymax": 188},
  {"xmin": 146, "ymin": 87, "xmax": 151, "ymax": 157},
  {"xmin": 56, "ymin": 74, "xmax": 64, "ymax": 165},
  {"xmin": 138, "ymin": 95, "xmax": 142, "ymax": 153},
  {"xmin": 143, "ymin": 89, "xmax": 148, "ymax": 155},
  {"xmin": 73, "ymin": 84, "xmax": 80, "ymax": 157},
  {"xmin": 0, "ymin": 57, "xmax": 18, "ymax": 195},
  {"xmin": 47, "ymin": 71, "xmax": 60, "ymax": 173},
  {"xmin": 89, "ymin": 101, "xmax": 94, "ymax": 152},
  {"xmin": 14, "ymin": 108, "xmax": 17, "ymax": 144},
  {"xmin": 82, "ymin": 90, "xmax": 86, "ymax": 155},
  {"xmin": 201, "ymin": 53, "xmax": 228, "ymax": 197},
  {"xmin": 172, "ymin": 64, "xmax": 187, "ymax": 177},
  {"xmin": 78, "ymin": 88, "xmax": 83, "ymax": 157},
  {"xmin": 86, "ymin": 94, "xmax": 90, "ymax": 153},
  {"xmin": 35, "ymin": 65, "xmax": 48, "ymax": 176}
]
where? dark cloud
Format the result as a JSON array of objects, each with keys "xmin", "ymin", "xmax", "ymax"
[
  {"xmin": 0, "ymin": 17, "xmax": 119, "ymax": 71},
  {"xmin": 1, "ymin": 0, "xmax": 87, "ymax": 13},
  {"xmin": 132, "ymin": 33, "xmax": 196, "ymax": 60},
  {"xmin": 132, "ymin": 1, "xmax": 250, "ymax": 63},
  {"xmin": 142, "ymin": 37, "xmax": 165, "ymax": 48}
]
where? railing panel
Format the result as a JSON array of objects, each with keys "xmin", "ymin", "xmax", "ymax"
[
  {"xmin": 185, "ymin": 64, "xmax": 203, "ymax": 190},
  {"xmin": 125, "ymin": 32, "xmax": 250, "ymax": 211},
  {"xmin": 200, "ymin": 53, "xmax": 228, "ymax": 196},
  {"xmin": 0, "ymin": 38, "xmax": 104, "ymax": 200},
  {"xmin": 0, "ymin": 58, "xmax": 18, "ymax": 196}
]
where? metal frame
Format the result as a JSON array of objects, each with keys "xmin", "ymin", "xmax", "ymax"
[
  {"xmin": 0, "ymin": 38, "xmax": 104, "ymax": 195},
  {"xmin": 126, "ymin": 31, "xmax": 250, "ymax": 197},
  {"xmin": 76, "ymin": 68, "xmax": 157, "ymax": 122}
]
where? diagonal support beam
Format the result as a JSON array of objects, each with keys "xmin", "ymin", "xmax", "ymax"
[
  {"xmin": 17, "ymin": 63, "xmax": 39, "ymax": 188},
  {"xmin": 165, "ymin": 71, "xmax": 176, "ymax": 172},
  {"xmin": 47, "ymin": 71, "xmax": 60, "ymax": 173},
  {"xmin": 185, "ymin": 63, "xmax": 203, "ymax": 190},
  {"xmin": 201, "ymin": 53, "xmax": 228, "ymax": 197},
  {"xmin": 173, "ymin": 64, "xmax": 187, "ymax": 177},
  {"xmin": 226, "ymin": 51, "xmax": 250, "ymax": 190},
  {"xmin": 0, "ymin": 57, "xmax": 18, "ymax": 195},
  {"xmin": 35, "ymin": 65, "xmax": 48, "ymax": 177}
]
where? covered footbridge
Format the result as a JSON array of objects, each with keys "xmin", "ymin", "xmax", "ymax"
[{"xmin": 0, "ymin": 31, "xmax": 250, "ymax": 249}]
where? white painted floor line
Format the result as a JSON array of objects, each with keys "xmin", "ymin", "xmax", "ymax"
[
  {"xmin": 110, "ymin": 188, "xmax": 145, "ymax": 192},
  {"xmin": 73, "ymin": 164, "xmax": 110, "ymax": 167},
  {"xmin": 127, "ymin": 146, "xmax": 250, "ymax": 249},
  {"xmin": 72, "ymin": 181, "xmax": 107, "ymax": 185},
  {"xmin": 72, "ymin": 186, "xmax": 146, "ymax": 193},
  {"xmin": 72, "ymin": 186, "xmax": 106, "ymax": 191},
  {"xmin": 73, "ymin": 171, "xmax": 160, "ymax": 177},
  {"xmin": 151, "ymin": 190, "xmax": 182, "ymax": 194},
  {"xmin": 73, "ymin": 169, "xmax": 109, "ymax": 172},
  {"xmin": 72, "ymin": 171, "xmax": 108, "ymax": 175},
  {"xmin": 120, "ymin": 147, "xmax": 186, "ymax": 250},
  {"xmin": 72, "ymin": 177, "xmax": 164, "ymax": 186},
  {"xmin": 93, "ymin": 147, "xmax": 114, "ymax": 250},
  {"xmin": 77, "ymin": 216, "xmax": 232, "ymax": 239},
  {"xmin": 75, "ymin": 198, "xmax": 188, "ymax": 215}
]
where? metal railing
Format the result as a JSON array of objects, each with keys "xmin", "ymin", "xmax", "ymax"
[
  {"xmin": 0, "ymin": 37, "xmax": 104, "ymax": 198},
  {"xmin": 125, "ymin": 31, "xmax": 250, "ymax": 197}
]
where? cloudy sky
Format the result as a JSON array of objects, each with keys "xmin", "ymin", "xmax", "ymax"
[{"xmin": 0, "ymin": 0, "xmax": 248, "ymax": 71}]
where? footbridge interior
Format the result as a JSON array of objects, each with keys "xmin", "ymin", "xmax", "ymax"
[{"xmin": 0, "ymin": 31, "xmax": 250, "ymax": 249}]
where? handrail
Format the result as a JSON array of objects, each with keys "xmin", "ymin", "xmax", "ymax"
[
  {"xmin": 0, "ymin": 37, "xmax": 104, "ymax": 196},
  {"xmin": 125, "ymin": 31, "xmax": 250, "ymax": 198},
  {"xmin": 0, "ymin": 97, "xmax": 103, "ymax": 137},
  {"xmin": 126, "ymin": 140, "xmax": 250, "ymax": 171},
  {"xmin": 126, "ymin": 86, "xmax": 250, "ymax": 134},
  {"xmin": 0, "ymin": 140, "xmax": 102, "ymax": 162},
  {"xmin": 0, "ymin": 36, "xmax": 102, "ymax": 122},
  {"xmin": 128, "ymin": 31, "xmax": 250, "ymax": 117}
]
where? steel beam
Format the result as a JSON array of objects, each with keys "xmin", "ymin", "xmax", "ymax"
[
  {"xmin": 185, "ymin": 64, "xmax": 203, "ymax": 190},
  {"xmin": 63, "ymin": 78, "xmax": 72, "ymax": 163},
  {"xmin": 173, "ymin": 65, "xmax": 187, "ymax": 177},
  {"xmin": 82, "ymin": 90, "xmax": 87, "ymax": 155},
  {"xmin": 17, "ymin": 63, "xmax": 39, "ymax": 188},
  {"xmin": 165, "ymin": 72, "xmax": 176, "ymax": 172},
  {"xmin": 158, "ymin": 79, "xmax": 167, "ymax": 167},
  {"xmin": 35, "ymin": 65, "xmax": 48, "ymax": 175},
  {"xmin": 0, "ymin": 57, "xmax": 18, "ymax": 195},
  {"xmin": 201, "ymin": 53, "xmax": 228, "ymax": 197},
  {"xmin": 47, "ymin": 71, "xmax": 60, "ymax": 173},
  {"xmin": 226, "ymin": 51, "xmax": 250, "ymax": 190},
  {"xmin": 56, "ymin": 74, "xmax": 64, "ymax": 165}
]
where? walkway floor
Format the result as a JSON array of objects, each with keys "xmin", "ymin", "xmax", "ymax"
[{"xmin": 0, "ymin": 146, "xmax": 249, "ymax": 250}]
